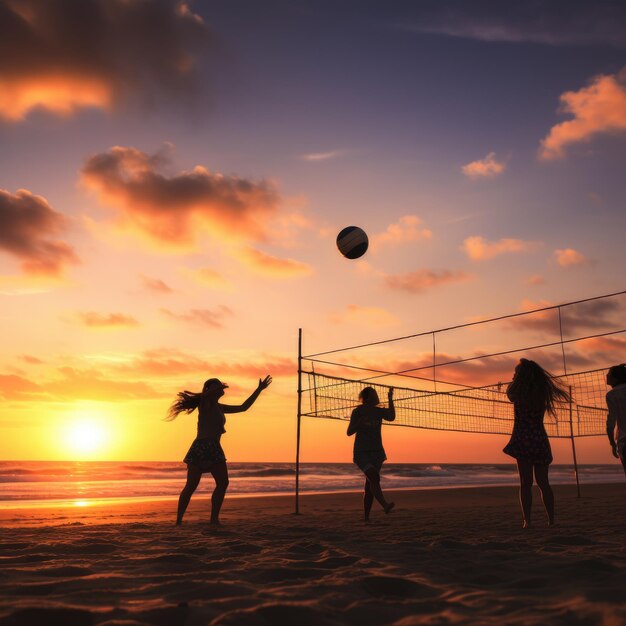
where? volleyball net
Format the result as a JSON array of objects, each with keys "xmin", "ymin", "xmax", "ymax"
[{"xmin": 302, "ymin": 367, "xmax": 608, "ymax": 438}]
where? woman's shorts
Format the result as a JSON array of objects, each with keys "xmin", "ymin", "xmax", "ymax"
[
  {"xmin": 184, "ymin": 439, "xmax": 226, "ymax": 471},
  {"xmin": 354, "ymin": 449, "xmax": 387, "ymax": 474}
]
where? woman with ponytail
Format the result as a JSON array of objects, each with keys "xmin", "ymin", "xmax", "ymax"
[
  {"xmin": 168, "ymin": 375, "xmax": 272, "ymax": 526},
  {"xmin": 503, "ymin": 359, "xmax": 570, "ymax": 529}
]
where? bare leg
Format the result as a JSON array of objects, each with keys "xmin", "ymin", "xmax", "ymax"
[
  {"xmin": 176, "ymin": 464, "xmax": 202, "ymax": 525},
  {"xmin": 534, "ymin": 464, "xmax": 555, "ymax": 526},
  {"xmin": 363, "ymin": 479, "xmax": 373, "ymax": 521},
  {"xmin": 364, "ymin": 468, "xmax": 394, "ymax": 513},
  {"xmin": 516, "ymin": 460, "xmax": 533, "ymax": 529},
  {"xmin": 208, "ymin": 462, "xmax": 229, "ymax": 525},
  {"xmin": 621, "ymin": 446, "xmax": 626, "ymax": 479}
]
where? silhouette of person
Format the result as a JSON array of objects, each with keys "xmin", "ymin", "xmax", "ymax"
[
  {"xmin": 606, "ymin": 363, "xmax": 626, "ymax": 478},
  {"xmin": 347, "ymin": 386, "xmax": 396, "ymax": 521},
  {"xmin": 503, "ymin": 359, "xmax": 570, "ymax": 529},
  {"xmin": 167, "ymin": 375, "xmax": 272, "ymax": 526}
]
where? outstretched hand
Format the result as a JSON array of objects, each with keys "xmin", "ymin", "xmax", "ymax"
[
  {"xmin": 388, "ymin": 387, "xmax": 394, "ymax": 401},
  {"xmin": 258, "ymin": 375, "xmax": 272, "ymax": 391}
]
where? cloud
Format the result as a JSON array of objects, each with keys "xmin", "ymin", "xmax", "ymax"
[
  {"xmin": 370, "ymin": 215, "xmax": 432, "ymax": 250},
  {"xmin": 20, "ymin": 355, "xmax": 43, "ymax": 365},
  {"xmin": 385, "ymin": 269, "xmax": 472, "ymax": 293},
  {"xmin": 462, "ymin": 236, "xmax": 538, "ymax": 261},
  {"xmin": 461, "ymin": 152, "xmax": 506, "ymax": 179},
  {"xmin": 0, "ymin": 188, "xmax": 79, "ymax": 276},
  {"xmin": 160, "ymin": 305, "xmax": 234, "ymax": 328},
  {"xmin": 140, "ymin": 274, "xmax": 173, "ymax": 294},
  {"xmin": 553, "ymin": 248, "xmax": 588, "ymax": 267},
  {"xmin": 329, "ymin": 304, "xmax": 399, "ymax": 327},
  {"xmin": 300, "ymin": 150, "xmax": 346, "ymax": 162},
  {"xmin": 539, "ymin": 72, "xmax": 626, "ymax": 159},
  {"xmin": 524, "ymin": 274, "xmax": 545, "ymax": 286},
  {"xmin": 395, "ymin": 1, "xmax": 626, "ymax": 48},
  {"xmin": 81, "ymin": 145, "xmax": 281, "ymax": 249},
  {"xmin": 111, "ymin": 348, "xmax": 296, "ymax": 380},
  {"xmin": 236, "ymin": 247, "xmax": 313, "ymax": 278},
  {"xmin": 0, "ymin": 0, "xmax": 210, "ymax": 121},
  {"xmin": 183, "ymin": 267, "xmax": 231, "ymax": 290},
  {"xmin": 47, "ymin": 367, "xmax": 161, "ymax": 401},
  {"xmin": 0, "ymin": 373, "xmax": 44, "ymax": 400},
  {"xmin": 0, "ymin": 368, "xmax": 160, "ymax": 402},
  {"xmin": 77, "ymin": 312, "xmax": 139, "ymax": 328},
  {"xmin": 507, "ymin": 298, "xmax": 623, "ymax": 334}
]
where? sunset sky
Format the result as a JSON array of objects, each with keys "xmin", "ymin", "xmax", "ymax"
[{"xmin": 1, "ymin": 0, "xmax": 625, "ymax": 465}]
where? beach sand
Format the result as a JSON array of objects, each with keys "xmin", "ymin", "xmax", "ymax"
[{"xmin": 1, "ymin": 483, "xmax": 625, "ymax": 625}]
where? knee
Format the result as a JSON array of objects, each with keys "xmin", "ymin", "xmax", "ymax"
[
  {"xmin": 366, "ymin": 472, "xmax": 380, "ymax": 485},
  {"xmin": 520, "ymin": 476, "xmax": 533, "ymax": 489},
  {"xmin": 218, "ymin": 478, "xmax": 229, "ymax": 491},
  {"xmin": 536, "ymin": 478, "xmax": 550, "ymax": 491},
  {"xmin": 183, "ymin": 482, "xmax": 198, "ymax": 495}
]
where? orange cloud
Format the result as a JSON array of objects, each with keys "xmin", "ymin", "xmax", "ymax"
[
  {"xmin": 237, "ymin": 247, "xmax": 313, "ymax": 278},
  {"xmin": 81, "ymin": 146, "xmax": 281, "ymax": 250},
  {"xmin": 183, "ymin": 267, "xmax": 231, "ymax": 290},
  {"xmin": 0, "ymin": 373, "xmax": 44, "ymax": 400},
  {"xmin": 524, "ymin": 274, "xmax": 545, "ymax": 286},
  {"xmin": 329, "ymin": 304, "xmax": 399, "ymax": 327},
  {"xmin": 371, "ymin": 215, "xmax": 432, "ymax": 250},
  {"xmin": 112, "ymin": 348, "xmax": 296, "ymax": 380},
  {"xmin": 0, "ymin": 188, "xmax": 79, "ymax": 276},
  {"xmin": 78, "ymin": 312, "xmax": 140, "ymax": 329},
  {"xmin": 140, "ymin": 274, "xmax": 173, "ymax": 294},
  {"xmin": 553, "ymin": 248, "xmax": 588, "ymax": 267},
  {"xmin": 0, "ymin": 0, "xmax": 209, "ymax": 121},
  {"xmin": 385, "ymin": 269, "xmax": 472, "ymax": 293},
  {"xmin": 540, "ymin": 71, "xmax": 626, "ymax": 159},
  {"xmin": 461, "ymin": 152, "xmax": 506, "ymax": 179},
  {"xmin": 462, "ymin": 236, "xmax": 538, "ymax": 261},
  {"xmin": 0, "ymin": 368, "xmax": 160, "ymax": 402},
  {"xmin": 160, "ymin": 306, "xmax": 234, "ymax": 328}
]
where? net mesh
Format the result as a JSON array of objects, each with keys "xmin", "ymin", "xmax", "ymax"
[{"xmin": 304, "ymin": 367, "xmax": 608, "ymax": 438}]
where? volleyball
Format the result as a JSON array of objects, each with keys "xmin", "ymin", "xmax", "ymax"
[{"xmin": 336, "ymin": 226, "xmax": 369, "ymax": 259}]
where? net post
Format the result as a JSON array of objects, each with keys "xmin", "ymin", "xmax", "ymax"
[
  {"xmin": 295, "ymin": 328, "xmax": 303, "ymax": 515},
  {"xmin": 568, "ymin": 384, "xmax": 581, "ymax": 498},
  {"xmin": 432, "ymin": 332, "xmax": 437, "ymax": 393},
  {"xmin": 558, "ymin": 306, "xmax": 568, "ymax": 375}
]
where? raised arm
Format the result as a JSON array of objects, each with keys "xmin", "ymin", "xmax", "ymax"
[
  {"xmin": 606, "ymin": 392, "xmax": 619, "ymax": 458},
  {"xmin": 220, "ymin": 375, "xmax": 272, "ymax": 414},
  {"xmin": 383, "ymin": 387, "xmax": 395, "ymax": 421}
]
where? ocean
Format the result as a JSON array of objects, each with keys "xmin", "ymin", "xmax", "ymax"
[{"xmin": 0, "ymin": 461, "xmax": 623, "ymax": 507}]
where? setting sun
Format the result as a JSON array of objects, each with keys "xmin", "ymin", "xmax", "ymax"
[{"xmin": 63, "ymin": 419, "xmax": 108, "ymax": 456}]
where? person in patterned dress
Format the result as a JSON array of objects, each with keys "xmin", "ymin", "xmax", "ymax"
[
  {"xmin": 167, "ymin": 375, "xmax": 272, "ymax": 526},
  {"xmin": 347, "ymin": 386, "xmax": 396, "ymax": 521},
  {"xmin": 503, "ymin": 359, "xmax": 570, "ymax": 529}
]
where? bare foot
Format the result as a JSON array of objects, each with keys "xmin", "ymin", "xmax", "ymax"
[
  {"xmin": 175, "ymin": 520, "xmax": 182, "ymax": 526},
  {"xmin": 384, "ymin": 502, "xmax": 395, "ymax": 514}
]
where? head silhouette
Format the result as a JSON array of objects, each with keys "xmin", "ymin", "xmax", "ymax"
[
  {"xmin": 359, "ymin": 386, "xmax": 380, "ymax": 406},
  {"xmin": 607, "ymin": 364, "xmax": 626, "ymax": 388}
]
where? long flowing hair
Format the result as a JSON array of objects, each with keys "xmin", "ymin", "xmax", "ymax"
[
  {"xmin": 165, "ymin": 378, "xmax": 218, "ymax": 421},
  {"xmin": 508, "ymin": 359, "xmax": 570, "ymax": 417}
]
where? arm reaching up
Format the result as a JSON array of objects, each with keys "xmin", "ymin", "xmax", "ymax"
[
  {"xmin": 220, "ymin": 375, "xmax": 272, "ymax": 413},
  {"xmin": 384, "ymin": 387, "xmax": 395, "ymax": 421}
]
